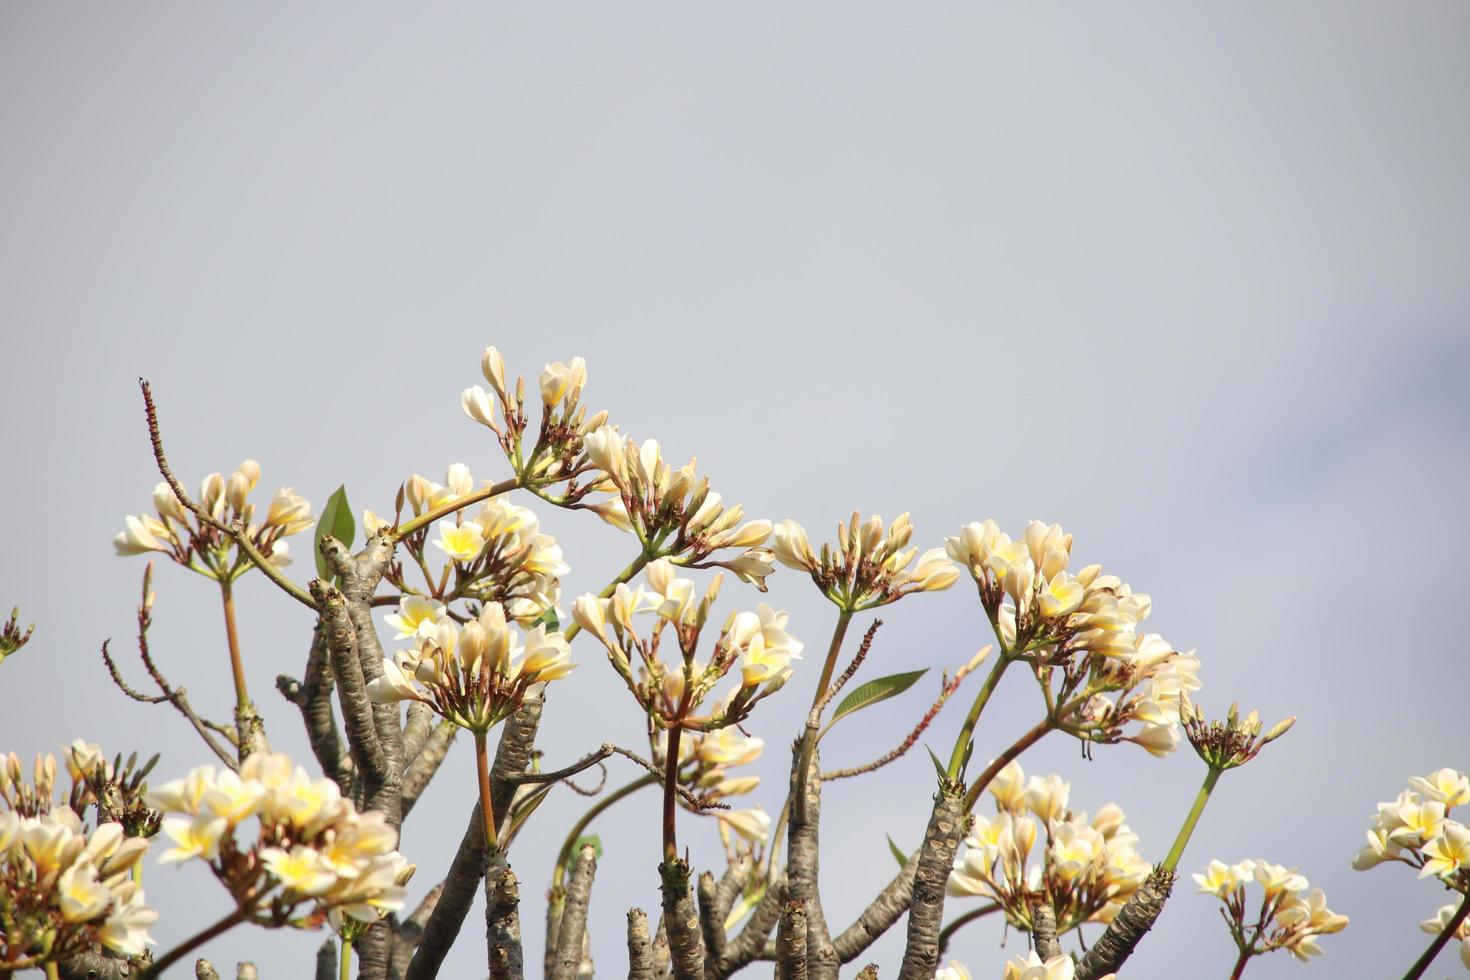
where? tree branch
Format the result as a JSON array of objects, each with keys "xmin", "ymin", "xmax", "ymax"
[
  {"xmin": 777, "ymin": 900, "xmax": 809, "ymax": 980},
  {"xmin": 549, "ymin": 845, "xmax": 597, "ymax": 980},
  {"xmin": 1075, "ymin": 866, "xmax": 1176, "ymax": 980},
  {"xmin": 661, "ymin": 859, "xmax": 706, "ymax": 980},
  {"xmin": 626, "ymin": 909, "xmax": 655, "ymax": 980},
  {"xmin": 896, "ymin": 787, "xmax": 968, "ymax": 980},
  {"xmin": 400, "ymin": 720, "xmax": 458, "ymax": 820},
  {"xmin": 833, "ymin": 852, "xmax": 920, "ymax": 963},
  {"xmin": 486, "ymin": 865, "xmax": 525, "ymax": 980}
]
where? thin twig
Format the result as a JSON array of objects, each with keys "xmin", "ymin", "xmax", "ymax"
[
  {"xmin": 608, "ymin": 745, "xmax": 728, "ymax": 811},
  {"xmin": 505, "ymin": 744, "xmax": 614, "ymax": 784},
  {"xmin": 138, "ymin": 378, "xmax": 316, "ymax": 610},
  {"xmin": 814, "ymin": 619, "xmax": 883, "ymax": 715},
  {"xmin": 822, "ymin": 666, "xmax": 970, "ymax": 781}
]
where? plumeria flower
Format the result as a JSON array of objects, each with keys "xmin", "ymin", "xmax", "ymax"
[
  {"xmin": 384, "ymin": 595, "xmax": 448, "ymax": 639},
  {"xmin": 1200, "ymin": 859, "xmax": 1346, "ymax": 966},
  {"xmin": 935, "ymin": 960, "xmax": 972, "ymax": 980},
  {"xmin": 774, "ymin": 512, "xmax": 956, "ymax": 611},
  {"xmin": 1419, "ymin": 904, "xmax": 1470, "ymax": 971},
  {"xmin": 366, "ymin": 603, "xmax": 575, "ymax": 732},
  {"xmin": 1420, "ymin": 822, "xmax": 1470, "ymax": 880},
  {"xmin": 148, "ymin": 752, "xmax": 410, "ymax": 933},
  {"xmin": 1002, "ymin": 951, "xmax": 1077, "ymax": 980},
  {"xmin": 949, "ymin": 761, "xmax": 1148, "ymax": 933}
]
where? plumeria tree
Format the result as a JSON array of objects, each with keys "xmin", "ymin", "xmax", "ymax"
[{"xmin": 6, "ymin": 346, "xmax": 1467, "ymax": 979}]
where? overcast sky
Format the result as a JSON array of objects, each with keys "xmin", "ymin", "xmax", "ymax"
[{"xmin": 3, "ymin": 4, "xmax": 1468, "ymax": 978}]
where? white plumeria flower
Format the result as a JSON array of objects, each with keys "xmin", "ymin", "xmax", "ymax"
[
  {"xmin": 935, "ymin": 961, "xmax": 972, "ymax": 980},
  {"xmin": 1419, "ymin": 821, "xmax": 1470, "ymax": 880},
  {"xmin": 1002, "ymin": 950, "xmax": 1076, "ymax": 980},
  {"xmin": 1409, "ymin": 768, "xmax": 1470, "ymax": 808},
  {"xmin": 433, "ymin": 520, "xmax": 487, "ymax": 562},
  {"xmin": 716, "ymin": 807, "xmax": 771, "ymax": 845},
  {"xmin": 384, "ymin": 595, "xmax": 448, "ymax": 639}
]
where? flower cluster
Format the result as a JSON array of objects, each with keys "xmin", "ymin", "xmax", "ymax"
[
  {"xmin": 149, "ymin": 752, "xmax": 412, "ymax": 931},
  {"xmin": 946, "ymin": 520, "xmax": 1200, "ymax": 757},
  {"xmin": 573, "ymin": 559, "xmax": 802, "ymax": 732},
  {"xmin": 583, "ymin": 427, "xmax": 775, "ymax": 588},
  {"xmin": 461, "ymin": 347, "xmax": 613, "ymax": 503},
  {"xmin": 113, "ymin": 460, "xmax": 312, "ymax": 579},
  {"xmin": 1195, "ymin": 858, "xmax": 1348, "ymax": 962},
  {"xmin": 1419, "ymin": 903, "xmax": 1470, "ymax": 971},
  {"xmin": 1181, "ymin": 696, "xmax": 1294, "ymax": 771},
  {"xmin": 0, "ymin": 608, "xmax": 33, "ymax": 667},
  {"xmin": 366, "ymin": 602, "xmax": 575, "ymax": 732},
  {"xmin": 947, "ymin": 761, "xmax": 1150, "ymax": 932},
  {"xmin": 374, "ymin": 466, "xmax": 569, "ymax": 626},
  {"xmin": 1, "ymin": 746, "xmax": 156, "ymax": 970},
  {"xmin": 1353, "ymin": 767, "xmax": 1470, "ymax": 893},
  {"xmin": 773, "ymin": 512, "xmax": 956, "ymax": 611}
]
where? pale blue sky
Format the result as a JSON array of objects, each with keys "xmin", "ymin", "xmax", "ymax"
[{"xmin": 2, "ymin": 4, "xmax": 1468, "ymax": 978}]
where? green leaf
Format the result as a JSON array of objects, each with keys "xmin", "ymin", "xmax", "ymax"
[
  {"xmin": 314, "ymin": 485, "xmax": 355, "ymax": 582},
  {"xmin": 503, "ymin": 783, "xmax": 555, "ymax": 846},
  {"xmin": 830, "ymin": 669, "xmax": 928, "ymax": 725},
  {"xmin": 927, "ymin": 745, "xmax": 947, "ymax": 781},
  {"xmin": 573, "ymin": 834, "xmax": 603, "ymax": 860},
  {"xmin": 537, "ymin": 607, "xmax": 561, "ymax": 632},
  {"xmin": 887, "ymin": 834, "xmax": 909, "ymax": 868}
]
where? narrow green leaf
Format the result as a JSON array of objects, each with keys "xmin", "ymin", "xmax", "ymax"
[
  {"xmin": 887, "ymin": 834, "xmax": 909, "ymax": 868},
  {"xmin": 537, "ymin": 607, "xmax": 561, "ymax": 632},
  {"xmin": 927, "ymin": 745, "xmax": 947, "ymax": 781},
  {"xmin": 830, "ymin": 669, "xmax": 928, "ymax": 725},
  {"xmin": 503, "ymin": 783, "xmax": 556, "ymax": 846},
  {"xmin": 314, "ymin": 485, "xmax": 355, "ymax": 582},
  {"xmin": 573, "ymin": 834, "xmax": 603, "ymax": 860}
]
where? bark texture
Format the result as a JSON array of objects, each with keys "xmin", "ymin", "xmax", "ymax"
[
  {"xmin": 786, "ymin": 743, "xmax": 836, "ymax": 980},
  {"xmin": 661, "ymin": 860, "xmax": 707, "ymax": 980},
  {"xmin": 897, "ymin": 787, "xmax": 968, "ymax": 980},
  {"xmin": 550, "ymin": 845, "xmax": 598, "ymax": 980},
  {"xmin": 776, "ymin": 900, "xmax": 808, "ymax": 980},
  {"xmin": 1076, "ymin": 866, "xmax": 1176, "ymax": 980},
  {"xmin": 487, "ymin": 866, "xmax": 525, "ymax": 980}
]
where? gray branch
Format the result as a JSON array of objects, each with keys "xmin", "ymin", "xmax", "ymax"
[
  {"xmin": 401, "ymin": 702, "xmax": 436, "ymax": 767},
  {"xmin": 777, "ymin": 900, "xmax": 808, "ymax": 980},
  {"xmin": 1075, "ymin": 866, "xmax": 1176, "ymax": 980},
  {"xmin": 390, "ymin": 884, "xmax": 442, "ymax": 980},
  {"xmin": 315, "ymin": 938, "xmax": 337, "ymax": 980},
  {"xmin": 626, "ymin": 909, "xmax": 656, "ymax": 980},
  {"xmin": 276, "ymin": 622, "xmax": 354, "ymax": 792},
  {"xmin": 1031, "ymin": 902, "xmax": 1061, "ymax": 961},
  {"xmin": 550, "ymin": 844, "xmax": 597, "ymax": 980},
  {"xmin": 832, "ymin": 852, "xmax": 919, "ymax": 963},
  {"xmin": 713, "ymin": 877, "xmax": 785, "ymax": 979},
  {"xmin": 661, "ymin": 859, "xmax": 706, "ymax": 980},
  {"xmin": 786, "ymin": 741, "xmax": 836, "ymax": 980},
  {"xmin": 194, "ymin": 962, "xmax": 219, "ymax": 980},
  {"xmin": 896, "ymin": 788, "xmax": 968, "ymax": 980},
  {"xmin": 400, "ymin": 719, "xmax": 458, "ymax": 819},
  {"xmin": 487, "ymin": 865, "xmax": 525, "ymax": 980}
]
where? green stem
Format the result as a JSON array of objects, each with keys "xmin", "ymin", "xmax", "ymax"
[
  {"xmin": 218, "ymin": 579, "xmax": 249, "ymax": 709},
  {"xmin": 394, "ymin": 476, "xmax": 520, "ymax": 540},
  {"xmin": 552, "ymin": 774, "xmax": 658, "ymax": 889},
  {"xmin": 140, "ymin": 908, "xmax": 247, "ymax": 978},
  {"xmin": 340, "ymin": 937, "xmax": 353, "ymax": 980},
  {"xmin": 945, "ymin": 652, "xmax": 1010, "ymax": 779},
  {"xmin": 1402, "ymin": 888, "xmax": 1470, "ymax": 980},
  {"xmin": 45, "ymin": 963, "xmax": 59, "ymax": 980},
  {"xmin": 791, "ymin": 610, "xmax": 853, "ymax": 826},
  {"xmin": 810, "ymin": 609, "xmax": 854, "ymax": 711},
  {"xmin": 474, "ymin": 730, "xmax": 498, "ymax": 850},
  {"xmin": 564, "ymin": 552, "xmax": 653, "ymax": 643},
  {"xmin": 1162, "ymin": 766, "xmax": 1222, "ymax": 873},
  {"xmin": 962, "ymin": 717, "xmax": 1054, "ymax": 810}
]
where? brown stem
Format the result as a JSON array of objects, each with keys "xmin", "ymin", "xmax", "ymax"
[
  {"xmin": 140, "ymin": 908, "xmax": 247, "ymax": 978},
  {"xmin": 475, "ymin": 729, "xmax": 498, "ymax": 849},
  {"xmin": 663, "ymin": 723, "xmax": 683, "ymax": 864},
  {"xmin": 962, "ymin": 717, "xmax": 1055, "ymax": 810},
  {"xmin": 1228, "ymin": 946, "xmax": 1251, "ymax": 980},
  {"xmin": 219, "ymin": 579, "xmax": 249, "ymax": 708}
]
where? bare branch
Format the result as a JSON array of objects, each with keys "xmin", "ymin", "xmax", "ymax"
[
  {"xmin": 1075, "ymin": 866, "xmax": 1176, "ymax": 980},
  {"xmin": 1031, "ymin": 902, "xmax": 1061, "ymax": 961},
  {"xmin": 505, "ymin": 743, "xmax": 613, "ymax": 785},
  {"xmin": 315, "ymin": 938, "xmax": 337, "ymax": 980},
  {"xmin": 660, "ymin": 859, "xmax": 706, "ymax": 980},
  {"xmin": 486, "ymin": 865, "xmax": 525, "ymax": 980},
  {"xmin": 401, "ymin": 720, "xmax": 457, "ymax": 820},
  {"xmin": 315, "ymin": 581, "xmax": 389, "ymax": 787},
  {"xmin": 400, "ymin": 702, "xmax": 437, "ymax": 767},
  {"xmin": 608, "ymin": 745, "xmax": 728, "ymax": 811},
  {"xmin": 714, "ymin": 877, "xmax": 785, "ymax": 979},
  {"xmin": 697, "ymin": 872, "xmax": 725, "ymax": 966},
  {"xmin": 389, "ymin": 884, "xmax": 442, "ymax": 979},
  {"xmin": 277, "ymin": 622, "xmax": 354, "ymax": 792},
  {"xmin": 626, "ymin": 908, "xmax": 655, "ymax": 980},
  {"xmin": 897, "ymin": 788, "xmax": 968, "ymax": 980},
  {"xmin": 814, "ymin": 619, "xmax": 883, "ymax": 715},
  {"xmin": 138, "ymin": 379, "xmax": 316, "ymax": 610},
  {"xmin": 786, "ymin": 743, "xmax": 836, "ymax": 980},
  {"xmin": 549, "ymin": 845, "xmax": 597, "ymax": 980},
  {"xmin": 833, "ymin": 852, "xmax": 920, "ymax": 963},
  {"xmin": 777, "ymin": 899, "xmax": 809, "ymax": 980}
]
